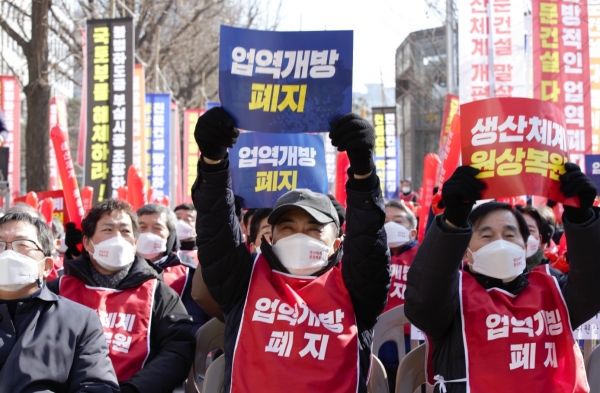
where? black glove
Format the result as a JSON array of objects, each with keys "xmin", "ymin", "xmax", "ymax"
[
  {"xmin": 329, "ymin": 113, "xmax": 375, "ymax": 176},
  {"xmin": 440, "ymin": 166, "xmax": 486, "ymax": 227},
  {"xmin": 64, "ymin": 222, "xmax": 82, "ymax": 257},
  {"xmin": 560, "ymin": 162, "xmax": 597, "ymax": 224},
  {"xmin": 194, "ymin": 107, "xmax": 240, "ymax": 161}
]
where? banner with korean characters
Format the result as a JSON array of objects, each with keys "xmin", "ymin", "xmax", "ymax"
[
  {"xmin": 145, "ymin": 93, "xmax": 171, "ymax": 201},
  {"xmin": 533, "ymin": 0, "xmax": 592, "ymax": 167},
  {"xmin": 458, "ymin": 0, "xmax": 526, "ymax": 103},
  {"xmin": 0, "ymin": 76, "xmax": 20, "ymax": 203},
  {"xmin": 14, "ymin": 190, "xmax": 70, "ymax": 224},
  {"xmin": 183, "ymin": 109, "xmax": 205, "ymax": 204},
  {"xmin": 84, "ymin": 18, "xmax": 134, "ymax": 203},
  {"xmin": 219, "ymin": 26, "xmax": 353, "ymax": 133},
  {"xmin": 589, "ymin": 0, "xmax": 600, "ymax": 153},
  {"xmin": 461, "ymin": 97, "xmax": 578, "ymax": 205},
  {"xmin": 573, "ymin": 312, "xmax": 600, "ymax": 340},
  {"xmin": 230, "ymin": 133, "xmax": 328, "ymax": 208},
  {"xmin": 372, "ymin": 107, "xmax": 399, "ymax": 200},
  {"xmin": 584, "ymin": 154, "xmax": 600, "ymax": 190}
]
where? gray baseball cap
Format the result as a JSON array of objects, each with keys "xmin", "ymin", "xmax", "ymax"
[{"xmin": 268, "ymin": 189, "xmax": 340, "ymax": 229}]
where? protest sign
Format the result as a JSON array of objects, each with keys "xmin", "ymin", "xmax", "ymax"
[
  {"xmin": 145, "ymin": 93, "xmax": 171, "ymax": 200},
  {"xmin": 461, "ymin": 97, "xmax": 577, "ymax": 205},
  {"xmin": 585, "ymin": 154, "xmax": 600, "ymax": 191},
  {"xmin": 0, "ymin": 76, "xmax": 20, "ymax": 203},
  {"xmin": 219, "ymin": 26, "xmax": 353, "ymax": 133},
  {"xmin": 418, "ymin": 153, "xmax": 441, "ymax": 243},
  {"xmin": 573, "ymin": 312, "xmax": 600, "ymax": 340},
  {"xmin": 439, "ymin": 114, "xmax": 461, "ymax": 189},
  {"xmin": 230, "ymin": 133, "xmax": 328, "ymax": 208},
  {"xmin": 15, "ymin": 190, "xmax": 70, "ymax": 224},
  {"xmin": 372, "ymin": 107, "xmax": 399, "ymax": 200}
]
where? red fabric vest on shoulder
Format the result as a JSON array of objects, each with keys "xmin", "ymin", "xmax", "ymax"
[
  {"xmin": 231, "ymin": 255, "xmax": 359, "ymax": 393},
  {"xmin": 162, "ymin": 263, "xmax": 189, "ymax": 297},
  {"xmin": 426, "ymin": 265, "xmax": 588, "ymax": 392},
  {"xmin": 383, "ymin": 245, "xmax": 418, "ymax": 313},
  {"xmin": 59, "ymin": 275, "xmax": 156, "ymax": 382}
]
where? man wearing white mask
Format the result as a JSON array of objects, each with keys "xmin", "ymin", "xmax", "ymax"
[
  {"xmin": 514, "ymin": 205, "xmax": 558, "ymax": 272},
  {"xmin": 0, "ymin": 212, "xmax": 119, "ymax": 392},
  {"xmin": 47, "ymin": 199, "xmax": 195, "ymax": 393},
  {"xmin": 193, "ymin": 107, "xmax": 390, "ymax": 393},
  {"xmin": 405, "ymin": 165, "xmax": 600, "ymax": 392},
  {"xmin": 174, "ymin": 204, "xmax": 197, "ymax": 254},
  {"xmin": 137, "ymin": 203, "xmax": 208, "ymax": 331}
]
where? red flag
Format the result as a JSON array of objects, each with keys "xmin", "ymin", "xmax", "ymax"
[
  {"xmin": 127, "ymin": 165, "xmax": 146, "ymax": 211},
  {"xmin": 418, "ymin": 154, "xmax": 441, "ymax": 242},
  {"xmin": 439, "ymin": 114, "xmax": 462, "ymax": 190},
  {"xmin": 25, "ymin": 192, "xmax": 38, "ymax": 209},
  {"xmin": 39, "ymin": 198, "xmax": 54, "ymax": 227},
  {"xmin": 81, "ymin": 186, "xmax": 94, "ymax": 213},
  {"xmin": 117, "ymin": 186, "xmax": 128, "ymax": 202}
]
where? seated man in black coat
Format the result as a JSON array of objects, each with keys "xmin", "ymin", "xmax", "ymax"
[{"xmin": 193, "ymin": 107, "xmax": 390, "ymax": 393}]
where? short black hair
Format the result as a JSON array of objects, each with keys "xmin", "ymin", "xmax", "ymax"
[
  {"xmin": 243, "ymin": 208, "xmax": 258, "ymax": 228},
  {"xmin": 82, "ymin": 199, "xmax": 139, "ymax": 239},
  {"xmin": 174, "ymin": 203, "xmax": 196, "ymax": 213},
  {"xmin": 469, "ymin": 202, "xmax": 530, "ymax": 242},
  {"xmin": 137, "ymin": 203, "xmax": 177, "ymax": 235},
  {"xmin": 0, "ymin": 212, "xmax": 54, "ymax": 256},
  {"xmin": 248, "ymin": 209, "xmax": 272, "ymax": 244},
  {"xmin": 514, "ymin": 205, "xmax": 543, "ymax": 234}
]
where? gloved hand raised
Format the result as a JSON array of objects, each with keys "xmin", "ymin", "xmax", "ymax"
[
  {"xmin": 329, "ymin": 113, "xmax": 375, "ymax": 176},
  {"xmin": 440, "ymin": 166, "xmax": 486, "ymax": 228},
  {"xmin": 560, "ymin": 162, "xmax": 597, "ymax": 224},
  {"xmin": 64, "ymin": 222, "xmax": 82, "ymax": 257},
  {"xmin": 194, "ymin": 107, "xmax": 240, "ymax": 161}
]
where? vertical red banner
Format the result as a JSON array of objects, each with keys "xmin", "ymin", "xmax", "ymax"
[
  {"xmin": 439, "ymin": 114, "xmax": 462, "ymax": 189},
  {"xmin": 334, "ymin": 151, "xmax": 350, "ymax": 208},
  {"xmin": 49, "ymin": 96, "xmax": 68, "ymax": 190},
  {"xmin": 418, "ymin": 153, "xmax": 441, "ymax": 243},
  {"xmin": 0, "ymin": 76, "xmax": 21, "ymax": 203},
  {"xmin": 77, "ymin": 28, "xmax": 87, "ymax": 166},
  {"xmin": 533, "ymin": 0, "xmax": 592, "ymax": 166},
  {"xmin": 51, "ymin": 126, "xmax": 84, "ymax": 227},
  {"xmin": 183, "ymin": 108, "xmax": 205, "ymax": 203},
  {"xmin": 438, "ymin": 94, "xmax": 460, "ymax": 155}
]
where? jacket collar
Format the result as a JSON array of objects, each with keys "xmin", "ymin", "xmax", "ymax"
[{"xmin": 465, "ymin": 265, "xmax": 530, "ymax": 295}]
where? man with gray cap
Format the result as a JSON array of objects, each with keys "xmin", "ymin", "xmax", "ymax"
[{"xmin": 192, "ymin": 107, "xmax": 390, "ymax": 393}]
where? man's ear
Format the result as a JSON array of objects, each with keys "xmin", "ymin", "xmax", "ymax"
[
  {"xmin": 409, "ymin": 229, "xmax": 418, "ymax": 241},
  {"xmin": 42, "ymin": 257, "xmax": 54, "ymax": 278},
  {"xmin": 333, "ymin": 237, "xmax": 342, "ymax": 252}
]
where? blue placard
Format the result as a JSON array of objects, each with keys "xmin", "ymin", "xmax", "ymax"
[
  {"xmin": 145, "ymin": 93, "xmax": 171, "ymax": 199},
  {"xmin": 585, "ymin": 154, "xmax": 600, "ymax": 191},
  {"xmin": 230, "ymin": 133, "xmax": 329, "ymax": 208},
  {"xmin": 219, "ymin": 25, "xmax": 353, "ymax": 133}
]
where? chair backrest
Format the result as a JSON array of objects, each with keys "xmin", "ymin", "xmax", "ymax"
[
  {"xmin": 189, "ymin": 318, "xmax": 225, "ymax": 392},
  {"xmin": 203, "ymin": 355, "xmax": 226, "ymax": 393},
  {"xmin": 396, "ymin": 344, "xmax": 427, "ymax": 393},
  {"xmin": 367, "ymin": 355, "xmax": 390, "ymax": 393},
  {"xmin": 586, "ymin": 344, "xmax": 600, "ymax": 392},
  {"xmin": 372, "ymin": 305, "xmax": 411, "ymax": 356}
]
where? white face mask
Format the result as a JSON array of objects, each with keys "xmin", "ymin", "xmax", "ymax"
[
  {"xmin": 58, "ymin": 234, "xmax": 67, "ymax": 254},
  {"xmin": 526, "ymin": 235, "xmax": 539, "ymax": 257},
  {"xmin": 468, "ymin": 239, "xmax": 526, "ymax": 281},
  {"xmin": 136, "ymin": 232, "xmax": 167, "ymax": 260},
  {"xmin": 0, "ymin": 250, "xmax": 43, "ymax": 292},
  {"xmin": 271, "ymin": 233, "xmax": 331, "ymax": 276},
  {"xmin": 402, "ymin": 186, "xmax": 411, "ymax": 194},
  {"xmin": 384, "ymin": 221, "xmax": 412, "ymax": 248},
  {"xmin": 90, "ymin": 236, "xmax": 136, "ymax": 272},
  {"xmin": 176, "ymin": 220, "xmax": 195, "ymax": 240}
]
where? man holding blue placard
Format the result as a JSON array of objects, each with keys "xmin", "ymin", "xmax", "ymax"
[{"xmin": 192, "ymin": 107, "xmax": 390, "ymax": 393}]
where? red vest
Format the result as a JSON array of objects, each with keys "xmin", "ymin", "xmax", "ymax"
[
  {"xmin": 231, "ymin": 255, "xmax": 359, "ymax": 393},
  {"xmin": 427, "ymin": 265, "xmax": 588, "ymax": 392},
  {"xmin": 162, "ymin": 263, "xmax": 189, "ymax": 297},
  {"xmin": 384, "ymin": 245, "xmax": 418, "ymax": 313},
  {"xmin": 59, "ymin": 275, "xmax": 156, "ymax": 382}
]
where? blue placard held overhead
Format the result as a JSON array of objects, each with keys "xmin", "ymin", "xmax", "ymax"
[
  {"xmin": 219, "ymin": 25, "xmax": 353, "ymax": 133},
  {"xmin": 145, "ymin": 93, "xmax": 171, "ymax": 200},
  {"xmin": 585, "ymin": 154, "xmax": 600, "ymax": 191},
  {"xmin": 230, "ymin": 133, "xmax": 329, "ymax": 208}
]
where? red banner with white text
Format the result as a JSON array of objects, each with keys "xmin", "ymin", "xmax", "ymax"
[{"xmin": 0, "ymin": 76, "xmax": 20, "ymax": 203}]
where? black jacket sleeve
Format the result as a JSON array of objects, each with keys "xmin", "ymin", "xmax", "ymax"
[
  {"xmin": 341, "ymin": 171, "xmax": 391, "ymax": 329},
  {"xmin": 121, "ymin": 281, "xmax": 195, "ymax": 393},
  {"xmin": 558, "ymin": 207, "xmax": 600, "ymax": 328},
  {"xmin": 404, "ymin": 215, "xmax": 473, "ymax": 340},
  {"xmin": 192, "ymin": 157, "xmax": 254, "ymax": 315}
]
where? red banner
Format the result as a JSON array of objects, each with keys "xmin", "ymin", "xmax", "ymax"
[
  {"xmin": 0, "ymin": 76, "xmax": 21, "ymax": 203},
  {"xmin": 77, "ymin": 28, "xmax": 87, "ymax": 166},
  {"xmin": 533, "ymin": 0, "xmax": 592, "ymax": 167},
  {"xmin": 438, "ymin": 95, "xmax": 460, "ymax": 155},
  {"xmin": 49, "ymin": 96, "xmax": 68, "ymax": 190},
  {"xmin": 126, "ymin": 165, "xmax": 146, "ymax": 211},
  {"xmin": 461, "ymin": 97, "xmax": 576, "ymax": 205},
  {"xmin": 15, "ymin": 189, "xmax": 71, "ymax": 225},
  {"xmin": 334, "ymin": 152, "xmax": 350, "ymax": 208},
  {"xmin": 51, "ymin": 126, "xmax": 84, "ymax": 227},
  {"xmin": 183, "ymin": 109, "xmax": 205, "ymax": 204},
  {"xmin": 418, "ymin": 154, "xmax": 441, "ymax": 243},
  {"xmin": 439, "ymin": 114, "xmax": 462, "ymax": 189}
]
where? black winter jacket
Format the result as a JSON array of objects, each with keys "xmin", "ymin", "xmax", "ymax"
[
  {"xmin": 48, "ymin": 255, "xmax": 196, "ymax": 393},
  {"xmin": 192, "ymin": 157, "xmax": 391, "ymax": 393},
  {"xmin": 405, "ymin": 209, "xmax": 600, "ymax": 393}
]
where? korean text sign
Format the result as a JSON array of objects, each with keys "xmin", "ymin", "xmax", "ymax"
[
  {"xmin": 219, "ymin": 26, "xmax": 353, "ymax": 133},
  {"xmin": 461, "ymin": 97, "xmax": 576, "ymax": 204},
  {"xmin": 145, "ymin": 93, "xmax": 171, "ymax": 200},
  {"xmin": 372, "ymin": 107, "xmax": 399, "ymax": 200},
  {"xmin": 230, "ymin": 133, "xmax": 328, "ymax": 208},
  {"xmin": 183, "ymin": 109, "xmax": 205, "ymax": 204}
]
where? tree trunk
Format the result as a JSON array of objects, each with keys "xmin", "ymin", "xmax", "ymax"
[{"xmin": 24, "ymin": 0, "xmax": 50, "ymax": 192}]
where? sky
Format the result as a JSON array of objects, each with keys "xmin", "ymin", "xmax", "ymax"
[{"xmin": 265, "ymin": 0, "xmax": 444, "ymax": 93}]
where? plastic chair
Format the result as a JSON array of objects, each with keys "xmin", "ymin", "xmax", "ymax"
[
  {"xmin": 372, "ymin": 305, "xmax": 412, "ymax": 358},
  {"xmin": 587, "ymin": 344, "xmax": 600, "ymax": 392},
  {"xmin": 368, "ymin": 355, "xmax": 390, "ymax": 393},
  {"xmin": 395, "ymin": 344, "xmax": 431, "ymax": 393},
  {"xmin": 184, "ymin": 318, "xmax": 225, "ymax": 393},
  {"xmin": 203, "ymin": 355, "xmax": 225, "ymax": 393}
]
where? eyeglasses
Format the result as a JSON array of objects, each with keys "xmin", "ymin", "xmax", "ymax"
[{"xmin": 0, "ymin": 239, "xmax": 44, "ymax": 256}]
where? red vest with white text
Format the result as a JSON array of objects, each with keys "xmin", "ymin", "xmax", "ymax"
[
  {"xmin": 383, "ymin": 245, "xmax": 418, "ymax": 313},
  {"xmin": 162, "ymin": 263, "xmax": 189, "ymax": 297},
  {"xmin": 231, "ymin": 255, "xmax": 359, "ymax": 393},
  {"xmin": 59, "ymin": 275, "xmax": 156, "ymax": 382},
  {"xmin": 426, "ymin": 265, "xmax": 588, "ymax": 392}
]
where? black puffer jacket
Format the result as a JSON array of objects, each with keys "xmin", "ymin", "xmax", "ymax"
[
  {"xmin": 192, "ymin": 157, "xmax": 391, "ymax": 393},
  {"xmin": 405, "ymin": 210, "xmax": 600, "ymax": 393},
  {"xmin": 47, "ymin": 255, "xmax": 196, "ymax": 393}
]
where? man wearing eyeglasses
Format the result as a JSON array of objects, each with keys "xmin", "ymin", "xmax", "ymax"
[{"xmin": 0, "ymin": 212, "xmax": 119, "ymax": 392}]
